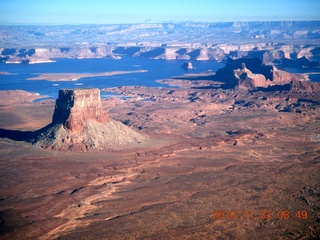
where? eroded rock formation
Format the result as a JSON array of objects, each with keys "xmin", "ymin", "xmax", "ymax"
[
  {"xmin": 31, "ymin": 88, "xmax": 146, "ymax": 151},
  {"xmin": 290, "ymin": 80, "xmax": 320, "ymax": 92},
  {"xmin": 181, "ymin": 61, "xmax": 193, "ymax": 70},
  {"xmin": 52, "ymin": 89, "xmax": 109, "ymax": 132},
  {"xmin": 213, "ymin": 58, "xmax": 308, "ymax": 89}
]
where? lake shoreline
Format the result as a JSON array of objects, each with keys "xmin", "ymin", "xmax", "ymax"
[{"xmin": 27, "ymin": 70, "xmax": 148, "ymax": 81}]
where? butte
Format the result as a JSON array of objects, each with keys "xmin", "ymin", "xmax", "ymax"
[{"xmin": 30, "ymin": 88, "xmax": 146, "ymax": 151}]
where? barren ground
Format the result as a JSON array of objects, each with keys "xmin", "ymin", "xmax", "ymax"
[{"xmin": 0, "ymin": 83, "xmax": 319, "ymax": 239}]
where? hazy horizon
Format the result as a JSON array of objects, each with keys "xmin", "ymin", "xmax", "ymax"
[{"xmin": 1, "ymin": 0, "xmax": 320, "ymax": 25}]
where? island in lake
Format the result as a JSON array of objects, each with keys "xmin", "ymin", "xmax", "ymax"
[{"xmin": 27, "ymin": 70, "xmax": 148, "ymax": 81}]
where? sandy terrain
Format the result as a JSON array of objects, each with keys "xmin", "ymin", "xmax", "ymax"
[
  {"xmin": 0, "ymin": 82, "xmax": 319, "ymax": 239},
  {"xmin": 0, "ymin": 90, "xmax": 47, "ymax": 106},
  {"xmin": 27, "ymin": 70, "xmax": 147, "ymax": 81}
]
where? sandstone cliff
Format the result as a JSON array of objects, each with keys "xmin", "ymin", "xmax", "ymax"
[
  {"xmin": 2, "ymin": 43, "xmax": 319, "ymax": 64},
  {"xmin": 31, "ymin": 88, "xmax": 146, "ymax": 151},
  {"xmin": 234, "ymin": 65, "xmax": 273, "ymax": 90},
  {"xmin": 214, "ymin": 58, "xmax": 309, "ymax": 90},
  {"xmin": 52, "ymin": 89, "xmax": 109, "ymax": 132}
]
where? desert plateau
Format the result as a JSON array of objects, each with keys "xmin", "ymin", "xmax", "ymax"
[
  {"xmin": 1, "ymin": 61, "xmax": 320, "ymax": 239},
  {"xmin": 0, "ymin": 9, "xmax": 320, "ymax": 239}
]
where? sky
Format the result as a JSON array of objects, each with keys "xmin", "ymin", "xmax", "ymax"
[{"xmin": 0, "ymin": 0, "xmax": 319, "ymax": 25}]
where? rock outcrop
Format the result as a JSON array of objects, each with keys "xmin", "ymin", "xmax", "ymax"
[
  {"xmin": 181, "ymin": 61, "xmax": 193, "ymax": 70},
  {"xmin": 31, "ymin": 88, "xmax": 146, "ymax": 151},
  {"xmin": 290, "ymin": 80, "xmax": 320, "ymax": 92},
  {"xmin": 213, "ymin": 58, "xmax": 308, "ymax": 90},
  {"xmin": 52, "ymin": 89, "xmax": 109, "ymax": 132},
  {"xmin": 234, "ymin": 64, "xmax": 273, "ymax": 89}
]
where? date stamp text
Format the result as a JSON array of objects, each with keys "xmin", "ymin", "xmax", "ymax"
[{"xmin": 212, "ymin": 210, "xmax": 308, "ymax": 220}]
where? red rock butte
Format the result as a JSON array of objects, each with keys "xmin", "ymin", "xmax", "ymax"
[
  {"xmin": 52, "ymin": 88, "xmax": 109, "ymax": 132},
  {"xmin": 31, "ymin": 88, "xmax": 146, "ymax": 151}
]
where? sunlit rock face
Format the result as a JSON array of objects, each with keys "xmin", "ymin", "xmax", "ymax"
[
  {"xmin": 213, "ymin": 58, "xmax": 308, "ymax": 90},
  {"xmin": 31, "ymin": 88, "xmax": 146, "ymax": 151},
  {"xmin": 52, "ymin": 88, "xmax": 109, "ymax": 132},
  {"xmin": 181, "ymin": 61, "xmax": 193, "ymax": 70}
]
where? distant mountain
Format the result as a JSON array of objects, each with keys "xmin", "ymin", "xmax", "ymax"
[
  {"xmin": 0, "ymin": 21, "xmax": 319, "ymax": 64},
  {"xmin": 0, "ymin": 21, "xmax": 319, "ymax": 48}
]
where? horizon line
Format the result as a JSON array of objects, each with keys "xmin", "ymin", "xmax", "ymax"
[{"xmin": 1, "ymin": 19, "xmax": 320, "ymax": 26}]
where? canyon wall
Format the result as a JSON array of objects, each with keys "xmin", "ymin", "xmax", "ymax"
[{"xmin": 1, "ymin": 44, "xmax": 319, "ymax": 65}]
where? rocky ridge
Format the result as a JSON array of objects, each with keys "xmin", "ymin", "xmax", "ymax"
[
  {"xmin": 212, "ymin": 58, "xmax": 309, "ymax": 89},
  {"xmin": 1, "ymin": 21, "xmax": 319, "ymax": 65},
  {"xmin": 2, "ymin": 43, "xmax": 320, "ymax": 65},
  {"xmin": 1, "ymin": 21, "xmax": 319, "ymax": 47}
]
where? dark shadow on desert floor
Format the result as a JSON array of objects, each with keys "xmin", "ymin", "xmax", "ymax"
[{"xmin": 0, "ymin": 128, "xmax": 33, "ymax": 141}]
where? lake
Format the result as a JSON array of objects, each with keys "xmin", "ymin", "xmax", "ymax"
[
  {"xmin": 1, "ymin": 57, "xmax": 319, "ymax": 101},
  {"xmin": 276, "ymin": 66, "xmax": 320, "ymax": 82},
  {"xmin": 0, "ymin": 57, "xmax": 225, "ymax": 100}
]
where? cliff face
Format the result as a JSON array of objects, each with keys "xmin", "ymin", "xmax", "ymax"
[
  {"xmin": 2, "ymin": 43, "xmax": 319, "ymax": 64},
  {"xmin": 213, "ymin": 58, "xmax": 270, "ymax": 89},
  {"xmin": 31, "ymin": 88, "xmax": 145, "ymax": 151},
  {"xmin": 214, "ymin": 58, "xmax": 308, "ymax": 90},
  {"xmin": 52, "ymin": 89, "xmax": 109, "ymax": 132},
  {"xmin": 234, "ymin": 66, "xmax": 273, "ymax": 90},
  {"xmin": 1, "ymin": 21, "xmax": 319, "ymax": 64}
]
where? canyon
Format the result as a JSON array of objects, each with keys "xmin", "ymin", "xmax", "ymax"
[
  {"xmin": 0, "ymin": 21, "xmax": 320, "ymax": 239},
  {"xmin": 1, "ymin": 43, "xmax": 320, "ymax": 66},
  {"xmin": 1, "ymin": 22, "xmax": 320, "ymax": 66},
  {"xmin": 1, "ymin": 63, "xmax": 320, "ymax": 238}
]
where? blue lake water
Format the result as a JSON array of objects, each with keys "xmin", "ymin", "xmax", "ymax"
[
  {"xmin": 276, "ymin": 66, "xmax": 320, "ymax": 82},
  {"xmin": 0, "ymin": 57, "xmax": 319, "ymax": 101},
  {"xmin": 0, "ymin": 57, "xmax": 225, "ymax": 100}
]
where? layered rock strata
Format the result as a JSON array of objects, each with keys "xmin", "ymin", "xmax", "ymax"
[
  {"xmin": 31, "ymin": 88, "xmax": 146, "ymax": 151},
  {"xmin": 213, "ymin": 58, "xmax": 308, "ymax": 89},
  {"xmin": 52, "ymin": 88, "xmax": 109, "ymax": 132}
]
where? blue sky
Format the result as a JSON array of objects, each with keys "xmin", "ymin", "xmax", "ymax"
[{"xmin": 1, "ymin": 0, "xmax": 319, "ymax": 24}]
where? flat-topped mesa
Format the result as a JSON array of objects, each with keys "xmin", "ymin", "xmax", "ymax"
[
  {"xmin": 28, "ymin": 88, "xmax": 145, "ymax": 151},
  {"xmin": 52, "ymin": 88, "xmax": 109, "ymax": 132}
]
